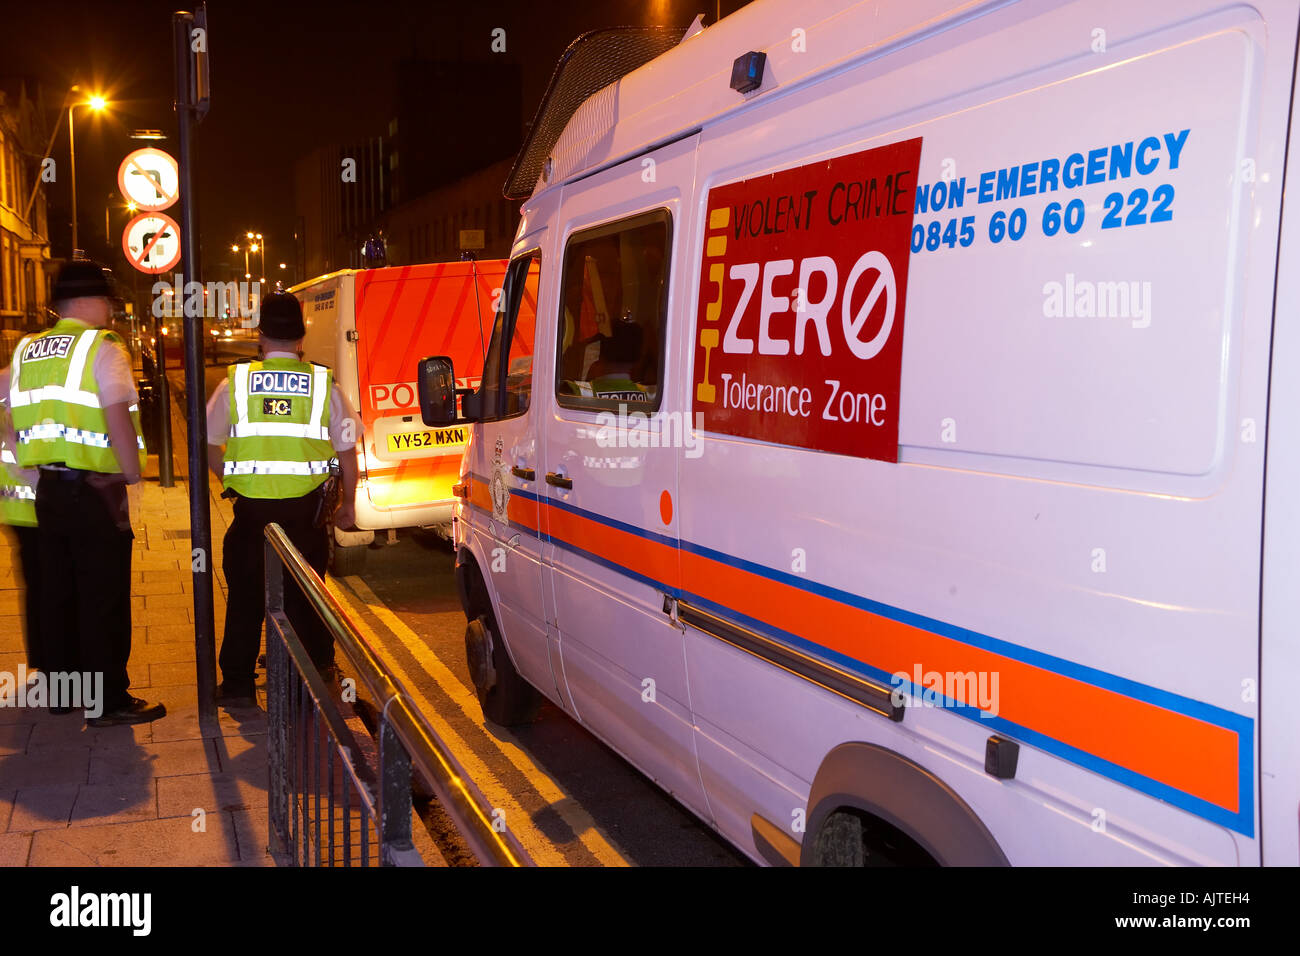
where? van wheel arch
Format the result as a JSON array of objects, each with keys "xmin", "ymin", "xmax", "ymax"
[{"xmin": 802, "ymin": 742, "xmax": 1008, "ymax": 866}]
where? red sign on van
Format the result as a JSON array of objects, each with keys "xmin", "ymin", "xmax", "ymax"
[{"xmin": 692, "ymin": 138, "xmax": 921, "ymax": 461}]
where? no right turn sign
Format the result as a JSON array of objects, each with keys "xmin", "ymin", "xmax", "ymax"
[{"xmin": 122, "ymin": 212, "xmax": 182, "ymax": 275}]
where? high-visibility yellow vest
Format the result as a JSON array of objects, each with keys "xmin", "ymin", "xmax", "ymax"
[
  {"xmin": 222, "ymin": 358, "xmax": 335, "ymax": 499},
  {"xmin": 7, "ymin": 319, "xmax": 147, "ymax": 473},
  {"xmin": 0, "ymin": 445, "xmax": 36, "ymax": 527}
]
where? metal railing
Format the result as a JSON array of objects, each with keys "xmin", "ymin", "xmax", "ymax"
[{"xmin": 264, "ymin": 522, "xmax": 533, "ymax": 866}]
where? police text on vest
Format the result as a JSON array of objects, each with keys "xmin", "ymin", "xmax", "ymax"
[{"xmin": 249, "ymin": 370, "xmax": 312, "ymax": 395}]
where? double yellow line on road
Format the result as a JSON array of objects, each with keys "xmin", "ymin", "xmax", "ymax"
[{"xmin": 328, "ymin": 575, "xmax": 630, "ymax": 867}]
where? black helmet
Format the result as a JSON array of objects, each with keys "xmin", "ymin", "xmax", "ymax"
[
  {"xmin": 51, "ymin": 258, "xmax": 116, "ymax": 302},
  {"xmin": 257, "ymin": 291, "xmax": 305, "ymax": 340}
]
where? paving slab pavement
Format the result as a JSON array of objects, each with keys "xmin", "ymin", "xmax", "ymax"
[{"xmin": 0, "ymin": 397, "xmax": 264, "ymax": 866}]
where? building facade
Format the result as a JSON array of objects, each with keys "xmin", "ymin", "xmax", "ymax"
[
  {"xmin": 293, "ymin": 135, "xmax": 390, "ymax": 279},
  {"xmin": 377, "ymin": 156, "xmax": 518, "ymax": 266},
  {"xmin": 0, "ymin": 78, "xmax": 52, "ymax": 354}
]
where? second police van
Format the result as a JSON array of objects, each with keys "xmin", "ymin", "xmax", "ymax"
[
  {"xmin": 418, "ymin": 0, "xmax": 1300, "ymax": 865},
  {"xmin": 292, "ymin": 260, "xmax": 519, "ymax": 573}
]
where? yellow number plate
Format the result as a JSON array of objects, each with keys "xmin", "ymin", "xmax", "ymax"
[{"xmin": 386, "ymin": 426, "xmax": 469, "ymax": 453}]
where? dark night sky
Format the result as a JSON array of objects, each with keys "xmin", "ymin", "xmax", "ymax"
[{"xmin": 2, "ymin": 0, "xmax": 720, "ymax": 275}]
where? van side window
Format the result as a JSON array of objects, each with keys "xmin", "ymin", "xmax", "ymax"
[
  {"xmin": 555, "ymin": 210, "xmax": 670, "ymax": 411},
  {"xmin": 478, "ymin": 252, "xmax": 540, "ymax": 421}
]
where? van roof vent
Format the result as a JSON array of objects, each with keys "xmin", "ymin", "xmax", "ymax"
[{"xmin": 503, "ymin": 25, "xmax": 687, "ymax": 201}]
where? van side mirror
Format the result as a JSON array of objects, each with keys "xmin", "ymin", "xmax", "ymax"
[{"xmin": 417, "ymin": 355, "xmax": 459, "ymax": 426}]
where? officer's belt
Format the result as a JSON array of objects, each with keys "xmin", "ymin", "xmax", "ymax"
[{"xmin": 39, "ymin": 465, "xmax": 89, "ymax": 481}]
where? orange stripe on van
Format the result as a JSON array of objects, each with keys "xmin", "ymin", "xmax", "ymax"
[
  {"xmin": 544, "ymin": 505, "xmax": 681, "ymax": 592},
  {"xmin": 682, "ymin": 550, "xmax": 1238, "ymax": 814},
  {"xmin": 468, "ymin": 475, "xmax": 492, "ymax": 515},
  {"xmin": 507, "ymin": 492, "xmax": 541, "ymax": 534},
  {"xmin": 461, "ymin": 486, "xmax": 1241, "ymax": 817}
]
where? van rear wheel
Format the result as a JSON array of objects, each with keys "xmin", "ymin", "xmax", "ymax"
[
  {"xmin": 465, "ymin": 614, "xmax": 540, "ymax": 726},
  {"xmin": 810, "ymin": 809, "xmax": 937, "ymax": 867}
]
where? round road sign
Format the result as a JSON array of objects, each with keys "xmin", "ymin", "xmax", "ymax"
[
  {"xmin": 122, "ymin": 212, "xmax": 182, "ymax": 275},
  {"xmin": 117, "ymin": 148, "xmax": 179, "ymax": 211}
]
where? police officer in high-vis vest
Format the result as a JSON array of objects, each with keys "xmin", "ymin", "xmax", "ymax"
[
  {"xmin": 2, "ymin": 259, "xmax": 165, "ymax": 725},
  {"xmin": 206, "ymin": 291, "xmax": 360, "ymax": 705},
  {"xmin": 0, "ymin": 401, "xmax": 42, "ymax": 674}
]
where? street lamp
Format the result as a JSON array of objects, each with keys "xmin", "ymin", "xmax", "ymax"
[
  {"xmin": 20, "ymin": 85, "xmax": 105, "ymax": 235},
  {"xmin": 68, "ymin": 87, "xmax": 108, "ymax": 255}
]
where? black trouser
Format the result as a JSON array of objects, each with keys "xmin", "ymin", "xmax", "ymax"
[
  {"xmin": 220, "ymin": 490, "xmax": 333, "ymax": 691},
  {"xmin": 12, "ymin": 524, "xmax": 45, "ymax": 671},
  {"xmin": 35, "ymin": 471, "xmax": 133, "ymax": 711}
]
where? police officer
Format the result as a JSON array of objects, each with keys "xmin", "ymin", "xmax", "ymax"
[
  {"xmin": 205, "ymin": 291, "xmax": 360, "ymax": 705},
  {"xmin": 3, "ymin": 259, "xmax": 165, "ymax": 725}
]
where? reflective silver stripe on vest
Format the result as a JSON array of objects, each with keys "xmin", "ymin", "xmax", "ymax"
[
  {"xmin": 18, "ymin": 422, "xmax": 113, "ymax": 448},
  {"xmin": 223, "ymin": 459, "xmax": 333, "ymax": 477},
  {"xmin": 16, "ymin": 423, "xmax": 146, "ymax": 451},
  {"xmin": 0, "ymin": 485, "xmax": 36, "ymax": 501},
  {"xmin": 229, "ymin": 421, "xmax": 330, "ymax": 440},
  {"xmin": 6, "ymin": 334, "xmax": 34, "ymax": 410},
  {"xmin": 0, "ymin": 448, "xmax": 16, "ymax": 465},
  {"xmin": 8, "ymin": 329, "xmax": 104, "ymax": 409},
  {"xmin": 232, "ymin": 363, "xmax": 250, "ymax": 430},
  {"xmin": 309, "ymin": 366, "xmax": 328, "ymax": 428}
]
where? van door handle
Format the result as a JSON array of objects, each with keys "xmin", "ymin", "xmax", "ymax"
[
  {"xmin": 545, "ymin": 472, "xmax": 573, "ymax": 489},
  {"xmin": 511, "ymin": 466, "xmax": 535, "ymax": 481}
]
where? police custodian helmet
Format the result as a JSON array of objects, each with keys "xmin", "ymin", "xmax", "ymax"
[
  {"xmin": 50, "ymin": 259, "xmax": 117, "ymax": 303},
  {"xmin": 257, "ymin": 291, "xmax": 306, "ymax": 340}
]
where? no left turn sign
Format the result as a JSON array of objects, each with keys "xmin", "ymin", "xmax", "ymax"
[
  {"xmin": 122, "ymin": 212, "xmax": 182, "ymax": 274},
  {"xmin": 117, "ymin": 148, "xmax": 179, "ymax": 211}
]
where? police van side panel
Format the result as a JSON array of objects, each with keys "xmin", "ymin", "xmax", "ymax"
[
  {"xmin": 667, "ymin": 0, "xmax": 1292, "ymax": 865},
  {"xmin": 1259, "ymin": 16, "xmax": 1300, "ymax": 867}
]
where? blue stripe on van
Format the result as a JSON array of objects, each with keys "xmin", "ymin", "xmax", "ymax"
[{"xmin": 467, "ymin": 477, "xmax": 1255, "ymax": 837}]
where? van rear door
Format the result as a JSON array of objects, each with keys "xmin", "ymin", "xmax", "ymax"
[{"xmin": 354, "ymin": 262, "xmax": 503, "ymax": 519}]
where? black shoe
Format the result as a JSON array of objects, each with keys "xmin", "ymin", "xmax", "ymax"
[
  {"xmin": 217, "ymin": 682, "xmax": 257, "ymax": 707},
  {"xmin": 87, "ymin": 696, "xmax": 166, "ymax": 727}
]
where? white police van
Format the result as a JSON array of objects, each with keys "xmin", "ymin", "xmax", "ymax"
[{"xmin": 418, "ymin": 0, "xmax": 1300, "ymax": 865}]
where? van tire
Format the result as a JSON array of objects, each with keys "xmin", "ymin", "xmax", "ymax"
[
  {"xmin": 810, "ymin": 808, "xmax": 936, "ymax": 867},
  {"xmin": 466, "ymin": 613, "xmax": 540, "ymax": 726}
]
